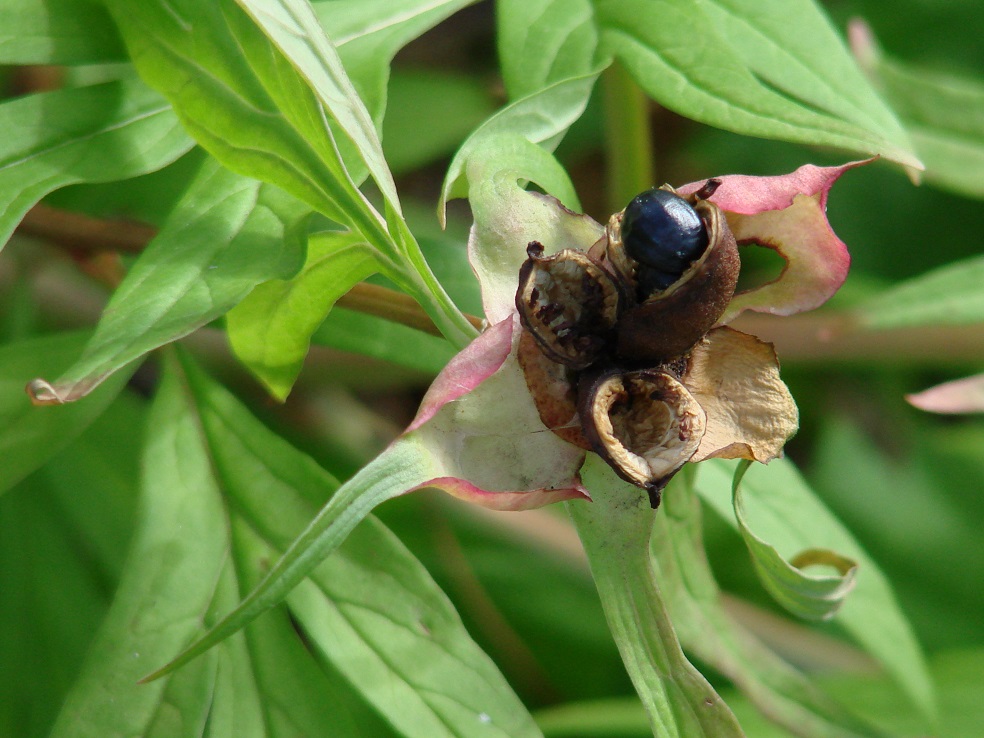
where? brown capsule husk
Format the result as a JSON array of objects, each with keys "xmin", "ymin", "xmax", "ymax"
[
  {"xmin": 606, "ymin": 190, "xmax": 740, "ymax": 366},
  {"xmin": 516, "ymin": 328, "xmax": 592, "ymax": 450},
  {"xmin": 578, "ymin": 368, "xmax": 706, "ymax": 497},
  {"xmin": 515, "ymin": 242, "xmax": 623, "ymax": 370}
]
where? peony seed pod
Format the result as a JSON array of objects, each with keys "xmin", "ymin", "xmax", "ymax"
[
  {"xmin": 604, "ymin": 183, "xmax": 740, "ymax": 366},
  {"xmin": 515, "ymin": 241, "xmax": 623, "ymax": 370},
  {"xmin": 578, "ymin": 367, "xmax": 706, "ymax": 508}
]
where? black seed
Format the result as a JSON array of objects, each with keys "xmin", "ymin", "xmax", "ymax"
[{"xmin": 621, "ymin": 189, "xmax": 708, "ymax": 289}]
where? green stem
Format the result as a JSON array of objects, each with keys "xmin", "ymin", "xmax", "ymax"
[
  {"xmin": 568, "ymin": 456, "xmax": 744, "ymax": 737},
  {"xmin": 602, "ymin": 62, "xmax": 655, "ymax": 213},
  {"xmin": 372, "ymin": 208, "xmax": 479, "ymax": 350}
]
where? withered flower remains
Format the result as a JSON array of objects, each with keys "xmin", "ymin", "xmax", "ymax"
[
  {"xmin": 391, "ymin": 162, "xmax": 861, "ymax": 515},
  {"xmin": 516, "ymin": 182, "xmax": 796, "ymax": 508}
]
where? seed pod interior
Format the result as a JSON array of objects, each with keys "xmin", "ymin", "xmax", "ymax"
[
  {"xmin": 579, "ymin": 369, "xmax": 706, "ymax": 495},
  {"xmin": 516, "ymin": 242, "xmax": 622, "ymax": 369}
]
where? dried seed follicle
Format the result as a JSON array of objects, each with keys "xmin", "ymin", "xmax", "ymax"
[
  {"xmin": 579, "ymin": 368, "xmax": 706, "ymax": 504},
  {"xmin": 515, "ymin": 241, "xmax": 622, "ymax": 369}
]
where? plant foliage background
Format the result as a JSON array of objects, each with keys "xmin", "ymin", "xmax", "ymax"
[{"xmin": 1, "ymin": 0, "xmax": 983, "ymax": 736}]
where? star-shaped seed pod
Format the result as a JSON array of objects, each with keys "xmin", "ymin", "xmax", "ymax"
[
  {"xmin": 515, "ymin": 179, "xmax": 802, "ymax": 506},
  {"xmin": 395, "ymin": 161, "xmax": 864, "ymax": 512}
]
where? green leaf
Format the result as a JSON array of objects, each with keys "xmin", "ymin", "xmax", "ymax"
[
  {"xmin": 105, "ymin": 0, "xmax": 380, "ymax": 231},
  {"xmin": 106, "ymin": 0, "xmax": 476, "ymax": 347},
  {"xmin": 49, "ymin": 359, "xmax": 243, "ymax": 738},
  {"xmin": 732, "ymin": 460, "xmax": 858, "ymax": 622},
  {"xmin": 652, "ymin": 471, "xmax": 879, "ymax": 738},
  {"xmin": 0, "ymin": 332, "xmax": 131, "ymax": 495},
  {"xmin": 233, "ymin": 0, "xmax": 400, "ymax": 211},
  {"xmin": 856, "ymin": 254, "xmax": 984, "ymax": 329},
  {"xmin": 497, "ymin": 0, "xmax": 600, "ymax": 99},
  {"xmin": 440, "ymin": 72, "xmax": 601, "ymax": 215},
  {"xmin": 0, "ymin": 0, "xmax": 125, "ymax": 64},
  {"xmin": 724, "ymin": 649, "xmax": 984, "ymax": 738},
  {"xmin": 0, "ymin": 392, "xmax": 142, "ymax": 738},
  {"xmin": 29, "ymin": 157, "xmax": 310, "ymax": 404},
  {"xmin": 594, "ymin": 0, "xmax": 920, "ymax": 169},
  {"xmin": 568, "ymin": 455, "xmax": 744, "ymax": 738},
  {"xmin": 144, "ymin": 434, "xmax": 441, "ymax": 681},
  {"xmin": 853, "ymin": 23, "xmax": 984, "ymax": 198},
  {"xmin": 314, "ymin": 308, "xmax": 458, "ymax": 375},
  {"xmin": 227, "ymin": 229, "xmax": 380, "ymax": 400},
  {"xmin": 696, "ymin": 458, "xmax": 937, "ymax": 726},
  {"xmin": 315, "ymin": 0, "xmax": 479, "ymax": 126},
  {"xmin": 165, "ymin": 352, "xmax": 540, "ymax": 737},
  {"xmin": 0, "ymin": 77, "xmax": 193, "ymax": 251}
]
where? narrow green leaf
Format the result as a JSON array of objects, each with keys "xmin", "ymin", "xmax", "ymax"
[
  {"xmin": 144, "ymin": 434, "xmax": 438, "ymax": 681},
  {"xmin": 698, "ymin": 0, "xmax": 910, "ymax": 149},
  {"xmin": 594, "ymin": 0, "xmax": 921, "ymax": 169},
  {"xmin": 441, "ymin": 72, "xmax": 601, "ymax": 214},
  {"xmin": 854, "ymin": 24, "xmax": 984, "ymax": 198},
  {"xmin": 30, "ymin": 158, "xmax": 309, "ymax": 404},
  {"xmin": 53, "ymin": 351, "xmax": 511, "ymax": 736},
  {"xmin": 497, "ymin": 0, "xmax": 600, "ymax": 99},
  {"xmin": 568, "ymin": 455, "xmax": 744, "ymax": 738},
  {"xmin": 106, "ymin": 0, "xmax": 477, "ymax": 347},
  {"xmin": 652, "ymin": 471, "xmax": 880, "ymax": 738},
  {"xmin": 315, "ymin": 0, "xmax": 479, "ymax": 125},
  {"xmin": 0, "ymin": 78, "xmax": 193, "ymax": 251},
  {"xmin": 732, "ymin": 460, "xmax": 858, "ymax": 622},
  {"xmin": 50, "ymin": 360, "xmax": 235, "ymax": 738},
  {"xmin": 171, "ymin": 352, "xmax": 540, "ymax": 736},
  {"xmin": 0, "ymin": 0, "xmax": 125, "ymax": 64},
  {"xmin": 228, "ymin": 520, "xmax": 399, "ymax": 737},
  {"xmin": 234, "ymin": 0, "xmax": 400, "ymax": 211},
  {"xmin": 855, "ymin": 255, "xmax": 984, "ymax": 329},
  {"xmin": 696, "ymin": 458, "xmax": 937, "ymax": 725},
  {"xmin": 0, "ymin": 332, "xmax": 131, "ymax": 495}
]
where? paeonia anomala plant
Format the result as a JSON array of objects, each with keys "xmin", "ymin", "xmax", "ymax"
[{"xmin": 5, "ymin": 0, "xmax": 954, "ymax": 736}]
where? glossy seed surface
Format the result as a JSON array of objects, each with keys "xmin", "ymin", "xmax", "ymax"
[{"xmin": 621, "ymin": 189, "xmax": 708, "ymax": 291}]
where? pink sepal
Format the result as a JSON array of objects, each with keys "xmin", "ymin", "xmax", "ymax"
[{"xmin": 408, "ymin": 318, "xmax": 514, "ymax": 432}]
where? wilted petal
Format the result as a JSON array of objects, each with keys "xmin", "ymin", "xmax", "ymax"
[
  {"xmin": 403, "ymin": 316, "xmax": 588, "ymax": 510},
  {"xmin": 907, "ymin": 373, "xmax": 984, "ymax": 414},
  {"xmin": 679, "ymin": 162, "xmax": 868, "ymax": 323},
  {"xmin": 685, "ymin": 327, "xmax": 798, "ymax": 463}
]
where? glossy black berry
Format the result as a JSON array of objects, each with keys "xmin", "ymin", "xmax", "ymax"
[{"xmin": 621, "ymin": 189, "xmax": 709, "ymax": 292}]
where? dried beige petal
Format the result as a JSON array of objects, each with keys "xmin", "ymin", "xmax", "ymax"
[
  {"xmin": 685, "ymin": 327, "xmax": 798, "ymax": 463},
  {"xmin": 580, "ymin": 369, "xmax": 706, "ymax": 497}
]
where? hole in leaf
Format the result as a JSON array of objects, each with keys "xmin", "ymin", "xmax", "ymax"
[{"xmin": 735, "ymin": 241, "xmax": 787, "ymax": 293}]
